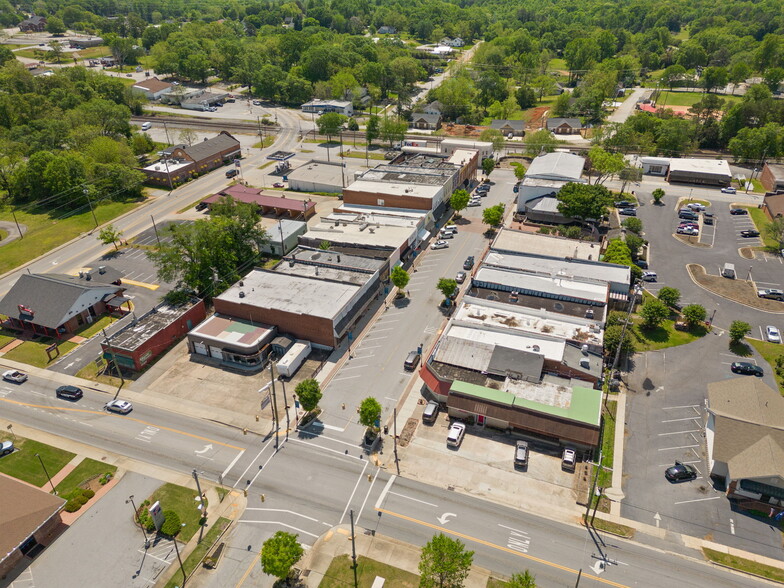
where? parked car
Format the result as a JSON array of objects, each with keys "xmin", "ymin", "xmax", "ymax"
[
  {"xmin": 614, "ymin": 201, "xmax": 633, "ymax": 208},
  {"xmin": 467, "ymin": 200, "xmax": 481, "ymax": 207},
  {"xmin": 514, "ymin": 440, "xmax": 529, "ymax": 468},
  {"xmin": 703, "ymin": 212, "xmax": 714, "ymax": 225},
  {"xmin": 455, "ymin": 271, "xmax": 467, "ymax": 284},
  {"xmin": 561, "ymin": 448, "xmax": 577, "ymax": 472},
  {"xmin": 105, "ymin": 399, "xmax": 133, "ymax": 414},
  {"xmin": 252, "ymin": 100, "xmax": 262, "ymax": 105},
  {"xmin": 195, "ymin": 201, "xmax": 208, "ymax": 212},
  {"xmin": 463, "ymin": 256, "xmax": 475, "ymax": 270},
  {"xmin": 740, "ymin": 229, "xmax": 760, "ymax": 237},
  {"xmin": 432, "ymin": 240, "xmax": 449, "ymax": 250},
  {"xmin": 721, "ymin": 186, "xmax": 737, "ymax": 194},
  {"xmin": 678, "ymin": 210, "xmax": 699, "ymax": 220},
  {"xmin": 0, "ymin": 440, "xmax": 13, "ymax": 457},
  {"xmin": 731, "ymin": 362, "xmax": 764, "ymax": 376},
  {"xmin": 440, "ymin": 228, "xmax": 456, "ymax": 239},
  {"xmin": 404, "ymin": 350, "xmax": 421, "ymax": 371},
  {"xmin": 766, "ymin": 326, "xmax": 781, "ymax": 343},
  {"xmin": 2, "ymin": 370, "xmax": 28, "ymax": 383},
  {"xmin": 476, "ymin": 184, "xmax": 490, "ymax": 192},
  {"xmin": 678, "ymin": 223, "xmax": 699, "ymax": 230},
  {"xmin": 758, "ymin": 289, "xmax": 784, "ymax": 300},
  {"xmin": 729, "ymin": 208, "xmax": 748, "ymax": 215},
  {"xmin": 634, "ymin": 260, "xmax": 648, "ymax": 269},
  {"xmin": 56, "ymin": 385, "xmax": 83, "ymax": 400},
  {"xmin": 226, "ymin": 168, "xmax": 239, "ymax": 178},
  {"xmin": 677, "ymin": 227, "xmax": 699, "ymax": 235},
  {"xmin": 422, "ymin": 401, "xmax": 440, "ymax": 424},
  {"xmin": 665, "ymin": 461, "xmax": 698, "ymax": 482},
  {"xmin": 446, "ymin": 422, "xmax": 466, "ymax": 448},
  {"xmin": 641, "ymin": 271, "xmax": 658, "ymax": 282},
  {"xmin": 272, "ymin": 182, "xmax": 285, "ymax": 188},
  {"xmin": 226, "ymin": 98, "xmax": 236, "ymax": 103},
  {"xmin": 618, "ymin": 208, "xmax": 637, "ymax": 216},
  {"xmin": 686, "ymin": 203, "xmax": 706, "ymax": 211}
]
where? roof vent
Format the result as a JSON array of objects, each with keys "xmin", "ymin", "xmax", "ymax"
[
  {"xmin": 98, "ymin": 266, "xmax": 106, "ymax": 274},
  {"xmin": 579, "ymin": 357, "xmax": 590, "ymax": 369},
  {"xmin": 581, "ymin": 344, "xmax": 589, "ymax": 355},
  {"xmin": 532, "ymin": 345, "xmax": 540, "ymax": 352},
  {"xmin": 239, "ymin": 281, "xmax": 244, "ymax": 287},
  {"xmin": 239, "ymin": 291, "xmax": 245, "ymax": 298}
]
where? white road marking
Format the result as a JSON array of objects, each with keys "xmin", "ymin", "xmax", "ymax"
[
  {"xmin": 674, "ymin": 496, "xmax": 722, "ymax": 505},
  {"xmin": 245, "ymin": 508, "xmax": 318, "ymax": 521},
  {"xmin": 375, "ymin": 475, "xmax": 397, "ymax": 509},
  {"xmin": 221, "ymin": 449, "xmax": 245, "ymax": 481},
  {"xmin": 237, "ymin": 520, "xmax": 319, "ymax": 538},
  {"xmin": 330, "ymin": 375, "xmax": 362, "ymax": 382},
  {"xmin": 658, "ymin": 444, "xmax": 700, "ymax": 451},
  {"xmin": 232, "ymin": 441, "xmax": 275, "ymax": 488},
  {"xmin": 338, "ymin": 460, "xmax": 369, "ymax": 525},
  {"xmin": 662, "ymin": 405, "xmax": 701, "ymax": 410},
  {"xmin": 730, "ymin": 518, "xmax": 735, "ymax": 535},
  {"xmin": 354, "ymin": 466, "xmax": 381, "ymax": 527},
  {"xmin": 661, "ymin": 417, "xmax": 701, "ymax": 423},
  {"xmin": 388, "ymin": 491, "xmax": 437, "ymax": 507},
  {"xmin": 658, "ymin": 430, "xmax": 701, "ymax": 436}
]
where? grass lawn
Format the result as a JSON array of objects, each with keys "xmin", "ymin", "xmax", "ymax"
[
  {"xmin": 54, "ymin": 458, "xmax": 117, "ymax": 497},
  {"xmin": 3, "ymin": 339, "xmax": 77, "ymax": 368},
  {"xmin": 0, "ymin": 328, "xmax": 16, "ymax": 349},
  {"xmin": 583, "ymin": 515, "xmax": 635, "ymax": 538},
  {"xmin": 703, "ymin": 548, "xmax": 784, "ymax": 582},
  {"xmin": 304, "ymin": 139, "xmax": 341, "ymax": 146},
  {"xmin": 148, "ymin": 483, "xmax": 207, "ymax": 543},
  {"xmin": 163, "ymin": 517, "xmax": 231, "ymax": 588},
  {"xmin": 598, "ymin": 400, "xmax": 617, "ymax": 489},
  {"xmin": 319, "ymin": 554, "xmax": 419, "ymax": 588},
  {"xmin": 658, "ymin": 91, "xmax": 741, "ymax": 108},
  {"xmin": 14, "ymin": 48, "xmax": 45, "ymax": 59},
  {"xmin": 0, "ymin": 434, "xmax": 76, "ymax": 487},
  {"xmin": 0, "ymin": 228, "xmax": 7, "ymax": 240},
  {"xmin": 748, "ymin": 338, "xmax": 784, "ymax": 394},
  {"xmin": 251, "ymin": 136, "xmax": 276, "ymax": 149},
  {"xmin": 630, "ymin": 318, "xmax": 706, "ymax": 352},
  {"xmin": 745, "ymin": 206, "xmax": 778, "ymax": 248},
  {"xmin": 72, "ymin": 46, "xmax": 109, "ymax": 59},
  {"xmin": 0, "ymin": 198, "xmax": 145, "ymax": 275},
  {"xmin": 341, "ymin": 151, "xmax": 386, "ymax": 161},
  {"xmin": 547, "ymin": 58, "xmax": 567, "ymax": 71},
  {"xmin": 74, "ymin": 315, "xmax": 118, "ymax": 339},
  {"xmin": 75, "ymin": 358, "xmax": 126, "ymax": 387}
]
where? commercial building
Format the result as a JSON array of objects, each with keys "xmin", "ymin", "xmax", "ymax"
[
  {"xmin": 301, "ymin": 100, "xmax": 353, "ymax": 117},
  {"xmin": 640, "ymin": 157, "xmax": 670, "ymax": 176},
  {"xmin": 203, "ymin": 184, "xmax": 317, "ymax": 220},
  {"xmin": 666, "ymin": 158, "xmax": 732, "ymax": 186},
  {"xmin": 102, "ymin": 299, "xmax": 206, "ymax": 371},
  {"xmin": 131, "ymin": 77, "xmax": 173, "ymax": 100},
  {"xmin": 760, "ymin": 163, "xmax": 784, "ymax": 194},
  {"xmin": 286, "ymin": 160, "xmax": 347, "ymax": 194},
  {"xmin": 515, "ymin": 152, "xmax": 587, "ymax": 217},
  {"xmin": 141, "ymin": 132, "xmax": 241, "ymax": 186},
  {"xmin": 762, "ymin": 192, "xmax": 784, "ymax": 221},
  {"xmin": 261, "ymin": 219, "xmax": 308, "ymax": 256},
  {"xmin": 706, "ymin": 378, "xmax": 784, "ymax": 517},
  {"xmin": 492, "ymin": 228, "xmax": 603, "ymax": 262},
  {"xmin": 440, "ymin": 139, "xmax": 494, "ymax": 161},
  {"xmin": 187, "ymin": 314, "xmax": 276, "ymax": 370},
  {"xmin": 0, "ymin": 474, "xmax": 65, "ymax": 578},
  {"xmin": 212, "ymin": 248, "xmax": 385, "ymax": 348}
]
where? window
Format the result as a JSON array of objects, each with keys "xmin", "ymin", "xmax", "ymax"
[
  {"xmin": 739, "ymin": 479, "xmax": 784, "ymax": 501},
  {"xmin": 649, "ymin": 165, "xmax": 663, "ymax": 174}
]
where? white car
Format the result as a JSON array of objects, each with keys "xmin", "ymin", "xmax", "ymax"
[
  {"xmin": 676, "ymin": 227, "xmax": 699, "ymax": 236},
  {"xmin": 2, "ymin": 370, "xmax": 28, "ymax": 383},
  {"xmin": 721, "ymin": 186, "xmax": 737, "ymax": 194},
  {"xmin": 766, "ymin": 326, "xmax": 781, "ymax": 343},
  {"xmin": 446, "ymin": 422, "xmax": 466, "ymax": 447},
  {"xmin": 686, "ymin": 203, "xmax": 706, "ymax": 211},
  {"xmin": 641, "ymin": 271, "xmax": 658, "ymax": 282},
  {"xmin": 467, "ymin": 200, "xmax": 481, "ymax": 207},
  {"xmin": 431, "ymin": 240, "xmax": 449, "ymax": 250},
  {"xmin": 105, "ymin": 399, "xmax": 133, "ymax": 414}
]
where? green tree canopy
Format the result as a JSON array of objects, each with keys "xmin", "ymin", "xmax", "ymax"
[
  {"xmin": 556, "ymin": 182, "xmax": 613, "ymax": 223},
  {"xmin": 437, "ymin": 278, "xmax": 458, "ymax": 300},
  {"xmin": 604, "ymin": 324, "xmax": 636, "ymax": 357},
  {"xmin": 260, "ymin": 531, "xmax": 304, "ymax": 580},
  {"xmin": 763, "ymin": 217, "xmax": 784, "ymax": 248},
  {"xmin": 652, "ymin": 188, "xmax": 665, "ymax": 204},
  {"xmin": 98, "ymin": 224, "xmax": 123, "ymax": 250},
  {"xmin": 524, "ymin": 129, "xmax": 562, "ymax": 157},
  {"xmin": 622, "ymin": 217, "xmax": 642, "ymax": 234},
  {"xmin": 482, "ymin": 203, "xmax": 505, "ymax": 228},
  {"xmin": 481, "ymin": 158, "xmax": 496, "ymax": 176},
  {"xmin": 639, "ymin": 298, "xmax": 669, "ymax": 329},
  {"xmin": 508, "ymin": 570, "xmax": 537, "ymax": 588},
  {"xmin": 450, "ymin": 189, "xmax": 470, "ymax": 214},
  {"xmin": 729, "ymin": 320, "xmax": 751, "ymax": 343},
  {"xmin": 317, "ymin": 112, "xmax": 347, "ymax": 139},
  {"xmin": 359, "ymin": 397, "xmax": 382, "ymax": 429},
  {"xmin": 419, "ymin": 533, "xmax": 474, "ymax": 588},
  {"xmin": 295, "ymin": 379, "xmax": 322, "ymax": 412},
  {"xmin": 391, "ymin": 265, "xmax": 410, "ymax": 293},
  {"xmin": 681, "ymin": 304, "xmax": 707, "ymax": 327},
  {"xmin": 657, "ymin": 286, "xmax": 681, "ymax": 308},
  {"xmin": 588, "ymin": 147, "xmax": 626, "ymax": 185}
]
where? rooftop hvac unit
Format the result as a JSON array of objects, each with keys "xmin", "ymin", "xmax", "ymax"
[
  {"xmin": 581, "ymin": 344, "xmax": 589, "ymax": 355},
  {"xmin": 98, "ymin": 266, "xmax": 106, "ymax": 274},
  {"xmin": 531, "ymin": 345, "xmax": 540, "ymax": 352},
  {"xmin": 239, "ymin": 291, "xmax": 245, "ymax": 298},
  {"xmin": 579, "ymin": 357, "xmax": 590, "ymax": 369}
]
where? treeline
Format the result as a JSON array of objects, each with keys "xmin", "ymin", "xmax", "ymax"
[{"xmin": 0, "ymin": 62, "xmax": 148, "ymax": 209}]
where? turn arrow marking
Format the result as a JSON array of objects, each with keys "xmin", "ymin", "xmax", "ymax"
[
  {"xmin": 195, "ymin": 444, "xmax": 213, "ymax": 454},
  {"xmin": 437, "ymin": 512, "xmax": 456, "ymax": 525}
]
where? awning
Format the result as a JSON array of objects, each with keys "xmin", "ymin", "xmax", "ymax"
[
  {"xmin": 417, "ymin": 228, "xmax": 431, "ymax": 242},
  {"xmin": 106, "ymin": 295, "xmax": 132, "ymax": 306}
]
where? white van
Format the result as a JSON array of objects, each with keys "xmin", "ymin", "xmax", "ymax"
[
  {"xmin": 141, "ymin": 122, "xmax": 152, "ymax": 131},
  {"xmin": 722, "ymin": 263, "xmax": 736, "ymax": 279}
]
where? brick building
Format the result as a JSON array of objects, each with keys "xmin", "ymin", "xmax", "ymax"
[{"xmin": 141, "ymin": 131, "xmax": 241, "ymax": 186}]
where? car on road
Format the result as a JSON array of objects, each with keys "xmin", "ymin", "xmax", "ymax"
[
  {"xmin": 740, "ymin": 229, "xmax": 760, "ymax": 237},
  {"xmin": 514, "ymin": 440, "xmax": 529, "ymax": 468},
  {"xmin": 641, "ymin": 271, "xmax": 658, "ymax": 282},
  {"xmin": 272, "ymin": 182, "xmax": 285, "ymax": 188},
  {"xmin": 56, "ymin": 385, "xmax": 83, "ymax": 400},
  {"xmin": 730, "ymin": 208, "xmax": 748, "ymax": 215},
  {"xmin": 446, "ymin": 422, "xmax": 466, "ymax": 448},
  {"xmin": 463, "ymin": 256, "xmax": 475, "ymax": 270},
  {"xmin": 226, "ymin": 168, "xmax": 239, "ymax": 178},
  {"xmin": 0, "ymin": 440, "xmax": 13, "ymax": 457},
  {"xmin": 618, "ymin": 208, "xmax": 637, "ymax": 216},
  {"xmin": 766, "ymin": 326, "xmax": 781, "ymax": 343},
  {"xmin": 456, "ymin": 271, "xmax": 467, "ymax": 284},
  {"xmin": 721, "ymin": 186, "xmax": 737, "ymax": 194},
  {"xmin": 2, "ymin": 370, "xmax": 28, "ymax": 383},
  {"xmin": 665, "ymin": 461, "xmax": 698, "ymax": 482},
  {"xmin": 758, "ymin": 288, "xmax": 784, "ymax": 300},
  {"xmin": 105, "ymin": 399, "xmax": 133, "ymax": 414},
  {"xmin": 561, "ymin": 448, "xmax": 577, "ymax": 472},
  {"xmin": 432, "ymin": 240, "xmax": 449, "ymax": 250},
  {"xmin": 731, "ymin": 361, "xmax": 764, "ymax": 376}
]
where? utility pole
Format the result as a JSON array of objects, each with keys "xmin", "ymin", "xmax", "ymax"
[
  {"xmin": 102, "ymin": 328, "xmax": 125, "ymax": 387},
  {"xmin": 583, "ymin": 451, "xmax": 603, "ymax": 526},
  {"xmin": 150, "ymin": 215, "xmax": 162, "ymax": 246},
  {"xmin": 611, "ymin": 281, "xmax": 641, "ymax": 374},
  {"xmin": 393, "ymin": 408, "xmax": 399, "ymax": 475},
  {"xmin": 349, "ymin": 509, "xmax": 359, "ymax": 588},
  {"xmin": 192, "ymin": 468, "xmax": 206, "ymax": 543},
  {"xmin": 257, "ymin": 116, "xmax": 264, "ymax": 149},
  {"xmin": 162, "ymin": 121, "xmax": 172, "ymax": 146},
  {"xmin": 83, "ymin": 187, "xmax": 98, "ymax": 229},
  {"xmin": 279, "ymin": 376, "xmax": 290, "ymax": 440},
  {"xmin": 173, "ymin": 531, "xmax": 186, "ymax": 586},
  {"xmin": 269, "ymin": 356, "xmax": 279, "ymax": 449},
  {"xmin": 10, "ymin": 209, "xmax": 23, "ymax": 239}
]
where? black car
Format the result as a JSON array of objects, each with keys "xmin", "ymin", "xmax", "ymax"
[
  {"xmin": 56, "ymin": 385, "xmax": 83, "ymax": 400},
  {"xmin": 195, "ymin": 201, "xmax": 208, "ymax": 211},
  {"xmin": 730, "ymin": 208, "xmax": 748, "ymax": 215},
  {"xmin": 463, "ymin": 256, "xmax": 475, "ymax": 270},
  {"xmin": 665, "ymin": 461, "xmax": 698, "ymax": 482},
  {"xmin": 740, "ymin": 230, "xmax": 760, "ymax": 237},
  {"xmin": 614, "ymin": 201, "xmax": 633, "ymax": 208},
  {"xmin": 634, "ymin": 259, "xmax": 649, "ymax": 269},
  {"xmin": 731, "ymin": 362, "xmax": 764, "ymax": 376}
]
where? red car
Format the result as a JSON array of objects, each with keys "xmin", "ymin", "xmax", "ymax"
[{"xmin": 272, "ymin": 182, "xmax": 285, "ymax": 188}]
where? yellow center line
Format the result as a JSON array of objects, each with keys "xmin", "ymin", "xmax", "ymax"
[
  {"xmin": 0, "ymin": 397, "xmax": 245, "ymax": 450},
  {"xmin": 376, "ymin": 507, "xmax": 629, "ymax": 588}
]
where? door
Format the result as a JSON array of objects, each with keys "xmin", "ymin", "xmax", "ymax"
[
  {"xmin": 477, "ymin": 414, "xmax": 485, "ymax": 427},
  {"xmin": 193, "ymin": 341, "xmax": 207, "ymax": 355},
  {"xmin": 209, "ymin": 346, "xmax": 222, "ymax": 359}
]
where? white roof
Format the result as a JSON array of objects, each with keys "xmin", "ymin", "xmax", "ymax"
[
  {"xmin": 447, "ymin": 149, "xmax": 477, "ymax": 166},
  {"xmin": 492, "ymin": 228, "xmax": 602, "ymax": 261},
  {"xmin": 441, "ymin": 139, "xmax": 493, "ymax": 150},
  {"xmin": 441, "ymin": 324, "xmax": 566, "ymax": 364},
  {"xmin": 475, "ymin": 267, "xmax": 608, "ymax": 304},
  {"xmin": 287, "ymin": 161, "xmax": 345, "ymax": 184},
  {"xmin": 345, "ymin": 179, "xmax": 441, "ymax": 199},
  {"xmin": 525, "ymin": 152, "xmax": 586, "ymax": 182},
  {"xmin": 217, "ymin": 269, "xmax": 360, "ymax": 320},
  {"xmin": 306, "ymin": 221, "xmax": 416, "ymax": 248},
  {"xmin": 667, "ymin": 158, "xmax": 731, "ymax": 176},
  {"xmin": 144, "ymin": 160, "xmax": 191, "ymax": 173}
]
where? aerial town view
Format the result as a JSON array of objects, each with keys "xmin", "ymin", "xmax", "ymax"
[{"xmin": 1, "ymin": 0, "xmax": 784, "ymax": 586}]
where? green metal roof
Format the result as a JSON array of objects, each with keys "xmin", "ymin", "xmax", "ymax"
[{"xmin": 450, "ymin": 380, "xmax": 601, "ymax": 426}]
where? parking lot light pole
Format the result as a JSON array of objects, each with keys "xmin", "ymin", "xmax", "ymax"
[
  {"xmin": 35, "ymin": 453, "xmax": 56, "ymax": 494},
  {"xmin": 126, "ymin": 494, "xmax": 150, "ymax": 549},
  {"xmin": 173, "ymin": 523, "xmax": 187, "ymax": 586}
]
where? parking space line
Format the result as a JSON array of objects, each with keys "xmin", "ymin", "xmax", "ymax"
[
  {"xmin": 658, "ymin": 430, "xmax": 701, "ymax": 436},
  {"xmin": 662, "ymin": 405, "xmax": 700, "ymax": 410},
  {"xmin": 661, "ymin": 417, "xmax": 701, "ymax": 423},
  {"xmin": 330, "ymin": 375, "xmax": 362, "ymax": 382},
  {"xmin": 674, "ymin": 496, "xmax": 722, "ymax": 505},
  {"xmin": 658, "ymin": 444, "xmax": 700, "ymax": 451},
  {"xmin": 658, "ymin": 460, "xmax": 701, "ymax": 467}
]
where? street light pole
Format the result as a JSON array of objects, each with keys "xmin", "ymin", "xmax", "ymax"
[
  {"xmin": 173, "ymin": 524, "xmax": 186, "ymax": 586},
  {"xmin": 35, "ymin": 453, "xmax": 56, "ymax": 494},
  {"xmin": 192, "ymin": 469, "xmax": 206, "ymax": 544},
  {"xmin": 279, "ymin": 376, "xmax": 290, "ymax": 440},
  {"xmin": 269, "ymin": 356, "xmax": 280, "ymax": 450},
  {"xmin": 126, "ymin": 494, "xmax": 150, "ymax": 549}
]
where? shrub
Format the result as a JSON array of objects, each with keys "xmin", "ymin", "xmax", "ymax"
[
  {"xmin": 64, "ymin": 498, "xmax": 82, "ymax": 512},
  {"xmin": 160, "ymin": 510, "xmax": 182, "ymax": 536},
  {"xmin": 681, "ymin": 304, "xmax": 706, "ymax": 326},
  {"xmin": 565, "ymin": 226, "xmax": 582, "ymax": 239},
  {"xmin": 83, "ymin": 488, "xmax": 95, "ymax": 499},
  {"xmin": 537, "ymin": 226, "xmax": 551, "ymax": 234},
  {"xmin": 657, "ymin": 287, "xmax": 681, "ymax": 308},
  {"xmin": 99, "ymin": 472, "xmax": 113, "ymax": 485}
]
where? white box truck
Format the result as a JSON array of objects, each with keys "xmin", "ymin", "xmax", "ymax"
[{"xmin": 276, "ymin": 341, "xmax": 311, "ymax": 378}]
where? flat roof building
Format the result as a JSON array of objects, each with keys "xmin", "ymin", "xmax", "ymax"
[
  {"xmin": 491, "ymin": 228, "xmax": 603, "ymax": 262},
  {"xmin": 187, "ymin": 314, "xmax": 276, "ymax": 370},
  {"xmin": 525, "ymin": 152, "xmax": 586, "ymax": 183},
  {"xmin": 667, "ymin": 158, "xmax": 731, "ymax": 186},
  {"xmin": 301, "ymin": 100, "xmax": 353, "ymax": 116},
  {"xmin": 287, "ymin": 160, "xmax": 347, "ymax": 194}
]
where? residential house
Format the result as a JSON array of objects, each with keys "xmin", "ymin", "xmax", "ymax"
[
  {"xmin": 450, "ymin": 37, "xmax": 465, "ymax": 47},
  {"xmin": 132, "ymin": 77, "xmax": 173, "ymax": 100},
  {"xmin": 141, "ymin": 131, "xmax": 241, "ymax": 186},
  {"xmin": 546, "ymin": 118, "xmax": 583, "ymax": 135},
  {"xmin": 18, "ymin": 15, "xmax": 46, "ymax": 32},
  {"xmin": 377, "ymin": 26, "xmax": 397, "ymax": 34},
  {"xmin": 0, "ymin": 271, "xmax": 127, "ymax": 338},
  {"xmin": 410, "ymin": 112, "xmax": 441, "ymax": 131},
  {"xmin": 490, "ymin": 119, "xmax": 525, "ymax": 137},
  {"xmin": 763, "ymin": 192, "xmax": 784, "ymax": 221},
  {"xmin": 423, "ymin": 101, "xmax": 443, "ymax": 116}
]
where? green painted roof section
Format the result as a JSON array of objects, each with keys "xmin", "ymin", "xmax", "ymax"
[
  {"xmin": 450, "ymin": 381, "xmax": 601, "ymax": 426},
  {"xmin": 227, "ymin": 321, "xmax": 259, "ymax": 334}
]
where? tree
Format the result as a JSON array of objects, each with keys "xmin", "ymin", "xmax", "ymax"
[
  {"xmin": 317, "ymin": 112, "xmax": 346, "ymax": 142},
  {"xmin": 701, "ymin": 67, "xmax": 728, "ymax": 93},
  {"xmin": 661, "ymin": 65, "xmax": 686, "ymax": 91},
  {"xmin": 178, "ymin": 128, "xmax": 198, "ymax": 146},
  {"xmin": 763, "ymin": 68, "xmax": 784, "ymax": 93},
  {"xmin": 347, "ymin": 118, "xmax": 359, "ymax": 132},
  {"xmin": 625, "ymin": 232, "xmax": 644, "ymax": 258},
  {"xmin": 532, "ymin": 75, "xmax": 558, "ymax": 101},
  {"xmin": 419, "ymin": 533, "xmax": 474, "ymax": 588},
  {"xmin": 481, "ymin": 158, "xmax": 496, "ymax": 176},
  {"xmin": 437, "ymin": 278, "xmax": 458, "ymax": 301},
  {"xmin": 366, "ymin": 115, "xmax": 380, "ymax": 145},
  {"xmin": 359, "ymin": 397, "xmax": 382, "ymax": 430},
  {"xmin": 618, "ymin": 167, "xmax": 642, "ymax": 195},
  {"xmin": 391, "ymin": 265, "xmax": 410, "ymax": 295},
  {"xmin": 47, "ymin": 40, "xmax": 65, "ymax": 64},
  {"xmin": 482, "ymin": 204, "xmax": 505, "ymax": 229},
  {"xmin": 98, "ymin": 225, "xmax": 124, "ymax": 250},
  {"xmin": 550, "ymin": 92, "xmax": 571, "ymax": 118},
  {"xmin": 160, "ymin": 510, "xmax": 182, "ymax": 536},
  {"xmin": 681, "ymin": 304, "xmax": 707, "ymax": 327},
  {"xmin": 260, "ymin": 531, "xmax": 304, "ymax": 581},
  {"xmin": 524, "ymin": 129, "xmax": 561, "ymax": 157},
  {"xmin": 588, "ymin": 147, "xmax": 625, "ymax": 185},
  {"xmin": 450, "ymin": 189, "xmax": 470, "ymax": 216},
  {"xmin": 622, "ymin": 217, "xmax": 642, "ymax": 234},
  {"xmin": 604, "ymin": 324, "xmax": 636, "ymax": 357},
  {"xmin": 508, "ymin": 571, "xmax": 537, "ymax": 588},
  {"xmin": 46, "ymin": 16, "xmax": 66, "ymax": 35},
  {"xmin": 380, "ymin": 116, "xmax": 408, "ymax": 147},
  {"xmin": 763, "ymin": 217, "xmax": 784, "ymax": 249},
  {"xmin": 295, "ymin": 379, "xmax": 322, "ymax": 412},
  {"xmin": 479, "ymin": 129, "xmax": 505, "ymax": 156},
  {"xmin": 729, "ymin": 320, "xmax": 751, "ymax": 343},
  {"xmin": 652, "ymin": 188, "xmax": 665, "ymax": 205},
  {"xmin": 515, "ymin": 85, "xmax": 537, "ymax": 109},
  {"xmin": 556, "ymin": 183, "xmax": 613, "ymax": 224},
  {"xmin": 639, "ymin": 298, "xmax": 669, "ymax": 330},
  {"xmin": 657, "ymin": 287, "xmax": 681, "ymax": 308}
]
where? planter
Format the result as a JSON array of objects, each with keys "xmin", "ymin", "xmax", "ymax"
[{"xmin": 203, "ymin": 542, "xmax": 225, "ymax": 569}]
